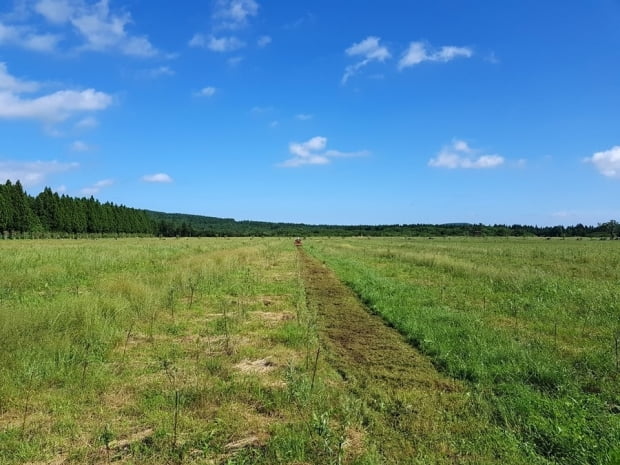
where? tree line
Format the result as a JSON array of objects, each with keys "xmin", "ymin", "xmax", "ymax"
[
  {"xmin": 151, "ymin": 212, "xmax": 619, "ymax": 239},
  {"xmin": 1, "ymin": 180, "xmax": 617, "ymax": 239},
  {"xmin": 0, "ymin": 181, "xmax": 153, "ymax": 238}
]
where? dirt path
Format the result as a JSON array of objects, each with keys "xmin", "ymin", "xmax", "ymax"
[{"xmin": 299, "ymin": 251, "xmax": 500, "ymax": 464}]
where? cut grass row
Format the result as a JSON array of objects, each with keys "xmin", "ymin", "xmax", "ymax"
[{"xmin": 306, "ymin": 237, "xmax": 620, "ymax": 465}]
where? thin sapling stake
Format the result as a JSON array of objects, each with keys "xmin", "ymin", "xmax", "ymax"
[{"xmin": 162, "ymin": 359, "xmax": 181, "ymax": 449}]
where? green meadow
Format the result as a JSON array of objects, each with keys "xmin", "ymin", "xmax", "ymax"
[
  {"xmin": 307, "ymin": 237, "xmax": 620, "ymax": 465},
  {"xmin": 0, "ymin": 238, "xmax": 371, "ymax": 464},
  {"xmin": 1, "ymin": 237, "xmax": 619, "ymax": 464}
]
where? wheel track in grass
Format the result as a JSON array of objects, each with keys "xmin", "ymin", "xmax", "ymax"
[{"xmin": 299, "ymin": 250, "xmax": 530, "ymax": 465}]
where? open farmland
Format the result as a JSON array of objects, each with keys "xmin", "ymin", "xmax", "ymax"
[{"xmin": 1, "ymin": 237, "xmax": 619, "ymax": 464}]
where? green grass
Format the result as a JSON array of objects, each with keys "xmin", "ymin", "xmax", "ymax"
[
  {"xmin": 0, "ymin": 238, "xmax": 378, "ymax": 464},
  {"xmin": 306, "ymin": 237, "xmax": 620, "ymax": 465},
  {"xmin": 4, "ymin": 236, "xmax": 619, "ymax": 464}
]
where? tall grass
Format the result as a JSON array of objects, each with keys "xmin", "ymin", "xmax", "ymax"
[
  {"xmin": 307, "ymin": 237, "xmax": 620, "ymax": 465},
  {"xmin": 0, "ymin": 238, "xmax": 382, "ymax": 464}
]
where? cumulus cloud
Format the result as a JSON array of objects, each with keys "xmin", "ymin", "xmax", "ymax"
[
  {"xmin": 189, "ymin": 0, "xmax": 258, "ymax": 55},
  {"xmin": 69, "ymin": 2, "xmax": 158, "ymax": 56},
  {"xmin": 279, "ymin": 136, "xmax": 369, "ymax": 167},
  {"xmin": 0, "ymin": 62, "xmax": 40, "ymax": 92},
  {"xmin": 34, "ymin": 0, "xmax": 73, "ymax": 24},
  {"xmin": 142, "ymin": 173, "xmax": 173, "ymax": 183},
  {"xmin": 296, "ymin": 113, "xmax": 313, "ymax": 121},
  {"xmin": 0, "ymin": 87, "xmax": 112, "ymax": 122},
  {"xmin": 80, "ymin": 178, "xmax": 113, "ymax": 195},
  {"xmin": 342, "ymin": 36, "xmax": 390, "ymax": 84},
  {"xmin": 399, "ymin": 41, "xmax": 472, "ymax": 70},
  {"xmin": 429, "ymin": 140, "xmax": 504, "ymax": 169},
  {"xmin": 213, "ymin": 0, "xmax": 259, "ymax": 30},
  {"xmin": 1, "ymin": 0, "xmax": 159, "ymax": 56},
  {"xmin": 189, "ymin": 33, "xmax": 245, "ymax": 52},
  {"xmin": 0, "ymin": 160, "xmax": 78, "ymax": 187},
  {"xmin": 585, "ymin": 146, "xmax": 620, "ymax": 178},
  {"xmin": 195, "ymin": 86, "xmax": 216, "ymax": 97},
  {"xmin": 0, "ymin": 63, "xmax": 112, "ymax": 123},
  {"xmin": 0, "ymin": 21, "xmax": 62, "ymax": 52}
]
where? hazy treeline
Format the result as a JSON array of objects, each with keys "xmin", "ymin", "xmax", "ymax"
[
  {"xmin": 0, "ymin": 181, "xmax": 153, "ymax": 237},
  {"xmin": 151, "ymin": 211, "xmax": 618, "ymax": 239},
  {"xmin": 1, "ymin": 181, "xmax": 617, "ymax": 238}
]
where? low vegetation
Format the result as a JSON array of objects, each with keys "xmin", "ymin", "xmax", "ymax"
[
  {"xmin": 307, "ymin": 237, "xmax": 620, "ymax": 465},
  {"xmin": 2, "ymin": 236, "xmax": 618, "ymax": 464},
  {"xmin": 0, "ymin": 238, "xmax": 377, "ymax": 464}
]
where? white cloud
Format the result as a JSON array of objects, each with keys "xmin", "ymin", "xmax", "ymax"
[
  {"xmin": 188, "ymin": 33, "xmax": 206, "ymax": 47},
  {"xmin": 295, "ymin": 113, "xmax": 313, "ymax": 121},
  {"xmin": 142, "ymin": 173, "xmax": 173, "ymax": 183},
  {"xmin": 429, "ymin": 140, "xmax": 504, "ymax": 169},
  {"xmin": 399, "ymin": 41, "xmax": 473, "ymax": 70},
  {"xmin": 189, "ymin": 33, "xmax": 245, "ymax": 52},
  {"xmin": 434, "ymin": 46, "xmax": 473, "ymax": 62},
  {"xmin": 70, "ymin": 140, "xmax": 91, "ymax": 151},
  {"xmin": 80, "ymin": 178, "xmax": 113, "ymax": 195},
  {"xmin": 0, "ymin": 160, "xmax": 78, "ymax": 187},
  {"xmin": 213, "ymin": 0, "xmax": 259, "ymax": 30},
  {"xmin": 0, "ymin": 63, "xmax": 111, "ymax": 123},
  {"xmin": 342, "ymin": 36, "xmax": 390, "ymax": 84},
  {"xmin": 211, "ymin": 35, "xmax": 245, "ymax": 52},
  {"xmin": 0, "ymin": 87, "xmax": 112, "ymax": 122},
  {"xmin": 279, "ymin": 136, "xmax": 369, "ymax": 167},
  {"xmin": 346, "ymin": 37, "xmax": 391, "ymax": 61},
  {"xmin": 0, "ymin": 21, "xmax": 61, "ymax": 52},
  {"xmin": 16, "ymin": 0, "xmax": 160, "ymax": 56},
  {"xmin": 585, "ymin": 146, "xmax": 620, "ymax": 178},
  {"xmin": 34, "ymin": 0, "xmax": 73, "ymax": 24},
  {"xmin": 195, "ymin": 86, "xmax": 216, "ymax": 97},
  {"xmin": 0, "ymin": 62, "xmax": 40, "ymax": 92},
  {"xmin": 70, "ymin": 3, "xmax": 157, "ymax": 56},
  {"xmin": 257, "ymin": 35, "xmax": 271, "ymax": 47},
  {"xmin": 75, "ymin": 115, "xmax": 98, "ymax": 129}
]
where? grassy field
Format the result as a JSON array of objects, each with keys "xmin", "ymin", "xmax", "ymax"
[
  {"xmin": 307, "ymin": 237, "xmax": 620, "ymax": 465},
  {"xmin": 1, "ymin": 237, "xmax": 619, "ymax": 464},
  {"xmin": 0, "ymin": 238, "xmax": 384, "ymax": 464}
]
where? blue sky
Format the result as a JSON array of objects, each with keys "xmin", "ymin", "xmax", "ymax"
[{"xmin": 1, "ymin": 0, "xmax": 619, "ymax": 226}]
